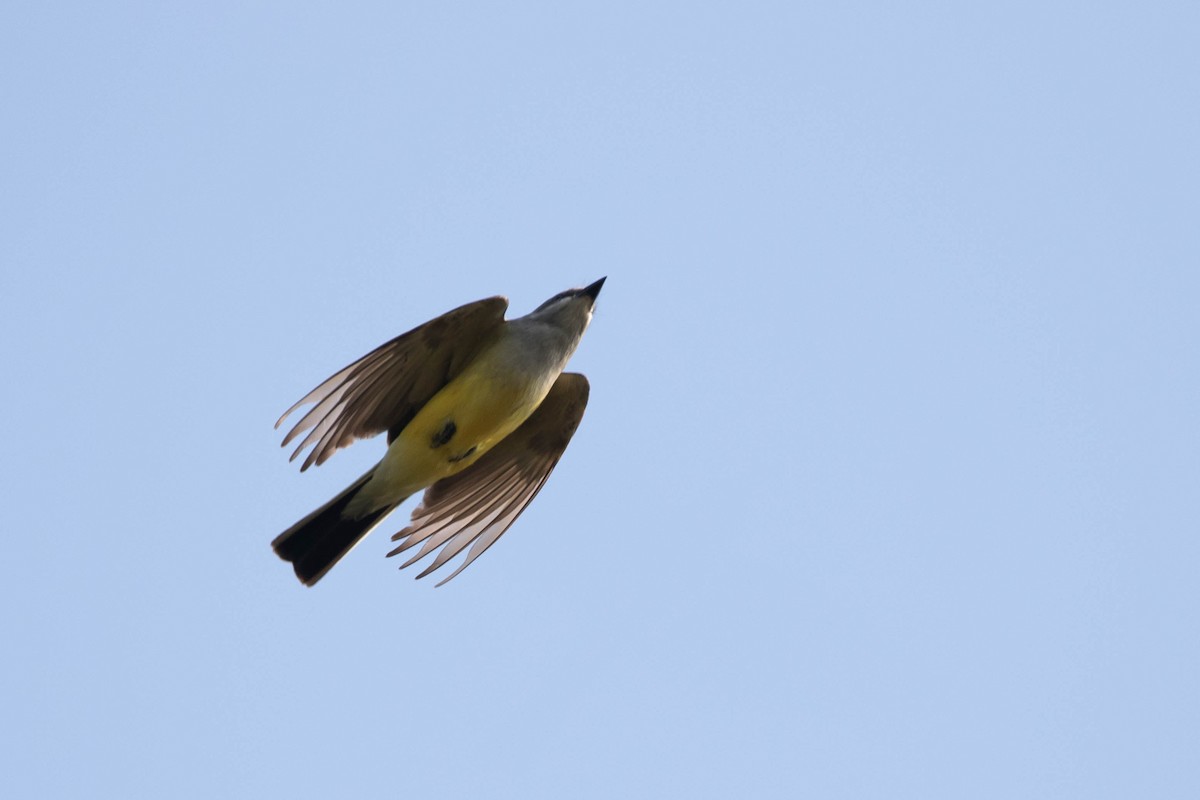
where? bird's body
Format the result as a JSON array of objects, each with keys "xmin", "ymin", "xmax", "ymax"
[
  {"xmin": 271, "ymin": 278, "xmax": 604, "ymax": 586},
  {"xmin": 353, "ymin": 321, "xmax": 575, "ymax": 514}
]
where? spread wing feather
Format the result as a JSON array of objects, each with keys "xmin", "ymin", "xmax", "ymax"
[
  {"xmin": 386, "ymin": 372, "xmax": 590, "ymax": 585},
  {"xmin": 276, "ymin": 296, "xmax": 508, "ymax": 471}
]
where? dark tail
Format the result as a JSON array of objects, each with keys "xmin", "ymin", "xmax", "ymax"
[{"xmin": 272, "ymin": 471, "xmax": 399, "ymax": 586}]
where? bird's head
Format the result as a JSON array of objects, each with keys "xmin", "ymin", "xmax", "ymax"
[{"xmin": 529, "ymin": 277, "xmax": 605, "ymax": 336}]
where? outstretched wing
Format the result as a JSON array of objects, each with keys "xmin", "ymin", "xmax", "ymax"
[
  {"xmin": 276, "ymin": 296, "xmax": 508, "ymax": 471},
  {"xmin": 386, "ymin": 372, "xmax": 590, "ymax": 585}
]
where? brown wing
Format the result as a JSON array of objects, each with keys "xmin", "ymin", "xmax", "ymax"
[
  {"xmin": 385, "ymin": 372, "xmax": 590, "ymax": 585},
  {"xmin": 276, "ymin": 296, "xmax": 508, "ymax": 471}
]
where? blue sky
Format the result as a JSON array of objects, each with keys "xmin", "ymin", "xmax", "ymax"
[{"xmin": 3, "ymin": 1, "xmax": 1198, "ymax": 797}]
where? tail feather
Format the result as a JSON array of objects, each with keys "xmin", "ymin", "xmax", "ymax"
[{"xmin": 272, "ymin": 472, "xmax": 400, "ymax": 586}]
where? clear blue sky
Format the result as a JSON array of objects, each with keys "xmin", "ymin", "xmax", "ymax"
[{"xmin": 3, "ymin": 2, "xmax": 1198, "ymax": 797}]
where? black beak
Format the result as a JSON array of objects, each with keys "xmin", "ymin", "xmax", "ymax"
[{"xmin": 579, "ymin": 276, "xmax": 606, "ymax": 302}]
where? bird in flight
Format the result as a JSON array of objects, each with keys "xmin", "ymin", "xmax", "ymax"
[{"xmin": 272, "ymin": 278, "xmax": 605, "ymax": 586}]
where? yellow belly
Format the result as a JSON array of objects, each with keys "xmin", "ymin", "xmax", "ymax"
[{"xmin": 353, "ymin": 347, "xmax": 555, "ymax": 512}]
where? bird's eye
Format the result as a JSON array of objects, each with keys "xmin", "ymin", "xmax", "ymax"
[{"xmin": 535, "ymin": 290, "xmax": 575, "ymax": 312}]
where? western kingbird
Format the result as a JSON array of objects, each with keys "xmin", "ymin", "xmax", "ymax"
[{"xmin": 271, "ymin": 278, "xmax": 604, "ymax": 586}]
